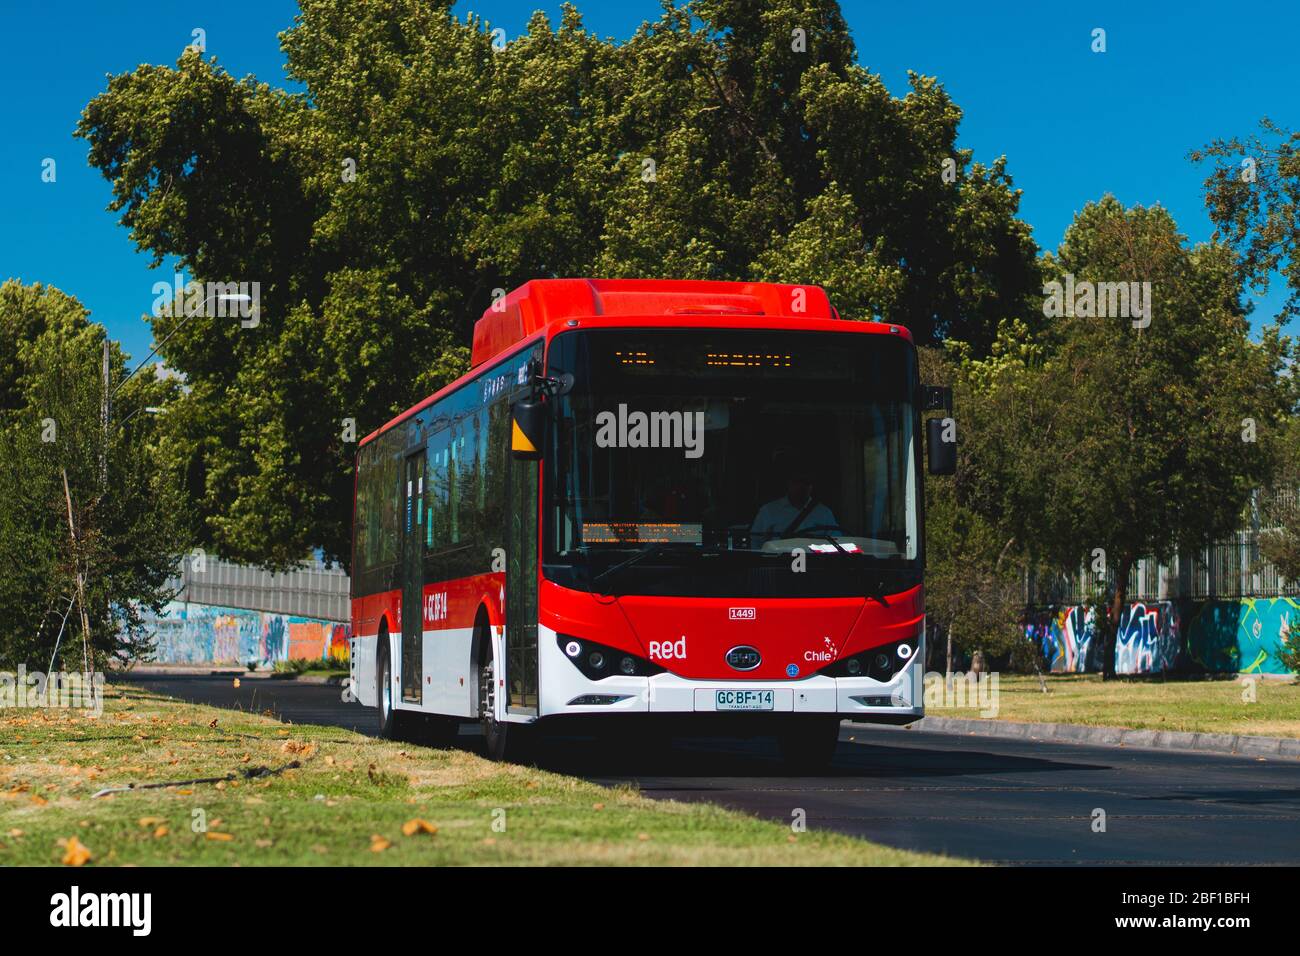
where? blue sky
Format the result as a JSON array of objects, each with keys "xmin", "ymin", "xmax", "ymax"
[{"xmin": 2, "ymin": 0, "xmax": 1296, "ymax": 363}]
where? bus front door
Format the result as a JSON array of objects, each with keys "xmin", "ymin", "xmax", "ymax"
[
  {"xmin": 401, "ymin": 451, "xmax": 424, "ymax": 705},
  {"xmin": 505, "ymin": 446, "xmax": 539, "ymax": 714}
]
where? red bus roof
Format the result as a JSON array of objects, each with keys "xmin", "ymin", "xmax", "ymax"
[
  {"xmin": 471, "ymin": 278, "xmax": 840, "ymax": 369},
  {"xmin": 359, "ymin": 278, "xmax": 911, "ymax": 447}
]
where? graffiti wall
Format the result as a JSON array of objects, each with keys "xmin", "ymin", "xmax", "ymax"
[
  {"xmin": 1027, "ymin": 605, "xmax": 1097, "ymax": 672},
  {"xmin": 1184, "ymin": 598, "xmax": 1295, "ymax": 676},
  {"xmin": 1027, "ymin": 598, "xmax": 1295, "ymax": 675},
  {"xmin": 143, "ymin": 601, "xmax": 350, "ymax": 665}
]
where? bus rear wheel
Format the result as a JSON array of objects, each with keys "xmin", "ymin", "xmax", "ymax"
[
  {"xmin": 775, "ymin": 717, "xmax": 842, "ymax": 772},
  {"xmin": 377, "ymin": 635, "xmax": 410, "ymax": 740},
  {"xmin": 378, "ymin": 632, "xmax": 459, "ymax": 747},
  {"xmin": 479, "ymin": 652, "xmax": 534, "ymax": 763}
]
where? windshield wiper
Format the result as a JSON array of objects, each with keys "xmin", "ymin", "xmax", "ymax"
[
  {"xmin": 590, "ymin": 543, "xmax": 695, "ymax": 591},
  {"xmin": 796, "ymin": 526, "xmax": 895, "ymax": 606}
]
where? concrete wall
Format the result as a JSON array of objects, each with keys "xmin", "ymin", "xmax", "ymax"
[
  {"xmin": 1026, "ymin": 598, "xmax": 1296, "ymax": 675},
  {"xmin": 144, "ymin": 601, "xmax": 350, "ymax": 665}
]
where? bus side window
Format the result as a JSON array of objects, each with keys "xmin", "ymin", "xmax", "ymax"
[
  {"xmin": 449, "ymin": 421, "xmax": 461, "ymax": 545},
  {"xmin": 426, "ymin": 429, "xmax": 452, "ymax": 552},
  {"xmin": 378, "ymin": 430, "xmax": 402, "ymax": 567},
  {"xmin": 351, "ymin": 447, "xmax": 366, "ymax": 580}
]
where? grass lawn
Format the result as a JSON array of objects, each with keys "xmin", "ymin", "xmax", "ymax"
[
  {"xmin": 929, "ymin": 672, "xmax": 1300, "ymax": 738},
  {"xmin": 0, "ymin": 683, "xmax": 966, "ymax": 867}
]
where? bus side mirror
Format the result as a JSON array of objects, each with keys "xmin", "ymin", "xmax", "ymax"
[
  {"xmin": 927, "ymin": 417, "xmax": 956, "ymax": 475},
  {"xmin": 511, "ymin": 399, "xmax": 546, "ymax": 461}
]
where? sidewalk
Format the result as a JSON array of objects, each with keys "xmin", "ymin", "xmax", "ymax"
[{"xmin": 882, "ymin": 715, "xmax": 1300, "ymax": 758}]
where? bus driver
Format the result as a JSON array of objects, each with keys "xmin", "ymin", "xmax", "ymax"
[{"xmin": 750, "ymin": 458, "xmax": 838, "ymax": 546}]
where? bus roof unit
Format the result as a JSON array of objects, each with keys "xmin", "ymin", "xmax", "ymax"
[{"xmin": 470, "ymin": 278, "xmax": 837, "ymax": 369}]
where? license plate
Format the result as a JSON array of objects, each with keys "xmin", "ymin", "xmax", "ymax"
[{"xmin": 715, "ymin": 689, "xmax": 774, "ymax": 711}]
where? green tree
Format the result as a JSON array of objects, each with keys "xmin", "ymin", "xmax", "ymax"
[
  {"xmin": 1257, "ymin": 416, "xmax": 1300, "ymax": 622},
  {"xmin": 75, "ymin": 0, "xmax": 1041, "ymax": 570},
  {"xmin": 0, "ymin": 281, "xmax": 183, "ymax": 671},
  {"xmin": 918, "ymin": 346, "xmax": 1039, "ymax": 677},
  {"xmin": 955, "ymin": 198, "xmax": 1292, "ymax": 678},
  {"xmin": 1192, "ymin": 119, "xmax": 1300, "ymax": 324}
]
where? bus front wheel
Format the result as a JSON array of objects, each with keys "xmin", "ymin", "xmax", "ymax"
[{"xmin": 479, "ymin": 652, "xmax": 534, "ymax": 763}]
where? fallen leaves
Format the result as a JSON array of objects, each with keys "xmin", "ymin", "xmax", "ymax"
[
  {"xmin": 205, "ymin": 832, "xmax": 234, "ymax": 842},
  {"xmin": 61, "ymin": 836, "xmax": 92, "ymax": 866},
  {"xmin": 369, "ymin": 835, "xmax": 392, "ymax": 853},
  {"xmin": 401, "ymin": 818, "xmax": 437, "ymax": 837}
]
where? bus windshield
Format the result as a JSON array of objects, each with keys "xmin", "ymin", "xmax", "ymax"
[{"xmin": 543, "ymin": 328, "xmax": 920, "ymax": 598}]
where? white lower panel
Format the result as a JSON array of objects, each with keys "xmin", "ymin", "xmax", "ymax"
[
  {"xmin": 424, "ymin": 626, "xmax": 474, "ymax": 718},
  {"xmin": 351, "ymin": 635, "xmax": 378, "ymax": 708},
  {"xmin": 538, "ymin": 623, "xmax": 648, "ymax": 715}
]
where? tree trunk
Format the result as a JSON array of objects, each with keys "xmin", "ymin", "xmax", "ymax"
[
  {"xmin": 945, "ymin": 623, "xmax": 954, "ymax": 682},
  {"xmin": 1101, "ymin": 554, "xmax": 1132, "ymax": 681}
]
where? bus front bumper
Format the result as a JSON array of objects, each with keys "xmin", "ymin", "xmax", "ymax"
[{"xmin": 538, "ymin": 624, "xmax": 924, "ymax": 722}]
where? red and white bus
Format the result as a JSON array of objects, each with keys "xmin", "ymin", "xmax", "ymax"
[{"xmin": 348, "ymin": 278, "xmax": 953, "ymax": 765}]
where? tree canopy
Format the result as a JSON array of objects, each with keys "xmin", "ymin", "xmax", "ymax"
[
  {"xmin": 951, "ymin": 197, "xmax": 1293, "ymax": 675},
  {"xmin": 0, "ymin": 280, "xmax": 183, "ymax": 670},
  {"xmin": 75, "ymin": 0, "xmax": 1040, "ymax": 569}
]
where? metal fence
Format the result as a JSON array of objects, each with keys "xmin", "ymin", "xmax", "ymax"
[
  {"xmin": 1026, "ymin": 489, "xmax": 1297, "ymax": 604},
  {"xmin": 166, "ymin": 554, "xmax": 350, "ymax": 622}
]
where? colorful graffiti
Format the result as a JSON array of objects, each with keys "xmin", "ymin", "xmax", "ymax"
[
  {"xmin": 1185, "ymin": 598, "xmax": 1296, "ymax": 676},
  {"xmin": 1026, "ymin": 602, "xmax": 1179, "ymax": 674},
  {"xmin": 1026, "ymin": 605, "xmax": 1096, "ymax": 672},
  {"xmin": 142, "ymin": 601, "xmax": 350, "ymax": 665},
  {"xmin": 1115, "ymin": 602, "xmax": 1180, "ymax": 674},
  {"xmin": 1028, "ymin": 598, "xmax": 1295, "ymax": 675}
]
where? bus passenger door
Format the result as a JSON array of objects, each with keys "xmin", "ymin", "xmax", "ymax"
[
  {"xmin": 505, "ymin": 447, "xmax": 539, "ymax": 714},
  {"xmin": 401, "ymin": 452, "xmax": 424, "ymax": 705}
]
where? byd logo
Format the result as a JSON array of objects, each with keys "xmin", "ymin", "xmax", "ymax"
[
  {"xmin": 648, "ymin": 636, "xmax": 687, "ymax": 660},
  {"xmin": 728, "ymin": 607, "xmax": 756, "ymax": 620}
]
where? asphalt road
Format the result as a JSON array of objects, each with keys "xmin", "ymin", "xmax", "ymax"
[{"xmin": 118, "ymin": 672, "xmax": 1300, "ymax": 865}]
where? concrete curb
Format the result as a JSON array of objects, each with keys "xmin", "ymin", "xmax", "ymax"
[{"xmin": 871, "ymin": 716, "xmax": 1300, "ymax": 759}]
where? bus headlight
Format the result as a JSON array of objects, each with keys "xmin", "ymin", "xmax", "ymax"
[
  {"xmin": 821, "ymin": 635, "xmax": 919, "ymax": 681},
  {"xmin": 557, "ymin": 634, "xmax": 664, "ymax": 681}
]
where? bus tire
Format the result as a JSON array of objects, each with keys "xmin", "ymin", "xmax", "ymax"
[
  {"xmin": 776, "ymin": 717, "xmax": 841, "ymax": 771},
  {"xmin": 377, "ymin": 630, "xmax": 460, "ymax": 746},
  {"xmin": 377, "ymin": 630, "xmax": 415, "ymax": 742},
  {"xmin": 479, "ymin": 646, "xmax": 535, "ymax": 763}
]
